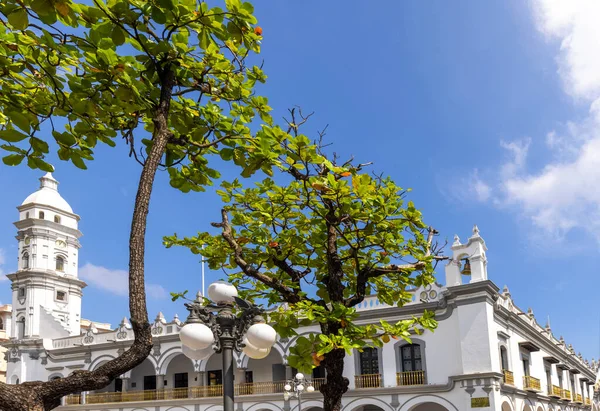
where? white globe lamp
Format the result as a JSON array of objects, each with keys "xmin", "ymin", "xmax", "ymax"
[
  {"xmin": 246, "ymin": 323, "xmax": 277, "ymax": 349},
  {"xmin": 306, "ymin": 385, "xmax": 315, "ymax": 393},
  {"xmin": 182, "ymin": 344, "xmax": 213, "ymax": 361},
  {"xmin": 297, "ymin": 384, "xmax": 304, "ymax": 391},
  {"xmin": 179, "ymin": 323, "xmax": 214, "ymax": 350},
  {"xmin": 284, "ymin": 384, "xmax": 291, "ymax": 391},
  {"xmin": 207, "ymin": 281, "xmax": 238, "ymax": 304},
  {"xmin": 295, "ymin": 372, "xmax": 304, "ymax": 380},
  {"xmin": 242, "ymin": 338, "xmax": 271, "ymax": 359}
]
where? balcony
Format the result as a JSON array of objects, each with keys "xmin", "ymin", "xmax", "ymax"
[
  {"xmin": 396, "ymin": 371, "xmax": 426, "ymax": 386},
  {"xmin": 522, "ymin": 376, "xmax": 541, "ymax": 392},
  {"xmin": 575, "ymin": 394, "xmax": 583, "ymax": 403},
  {"xmin": 562, "ymin": 389, "xmax": 571, "ymax": 401},
  {"xmin": 548, "ymin": 385, "xmax": 562, "ymax": 398},
  {"xmin": 65, "ymin": 379, "xmax": 326, "ymax": 405},
  {"xmin": 354, "ymin": 374, "xmax": 382, "ymax": 389},
  {"xmin": 502, "ymin": 370, "xmax": 514, "ymax": 385},
  {"xmin": 586, "ymin": 398, "xmax": 591, "ymax": 406}
]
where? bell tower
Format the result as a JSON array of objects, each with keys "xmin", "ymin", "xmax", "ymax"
[{"xmin": 6, "ymin": 173, "xmax": 86, "ymax": 338}]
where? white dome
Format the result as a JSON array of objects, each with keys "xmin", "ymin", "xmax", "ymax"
[{"xmin": 21, "ymin": 173, "xmax": 73, "ymax": 213}]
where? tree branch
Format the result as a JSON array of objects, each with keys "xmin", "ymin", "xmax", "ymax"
[{"xmin": 212, "ymin": 209, "xmax": 301, "ymax": 304}]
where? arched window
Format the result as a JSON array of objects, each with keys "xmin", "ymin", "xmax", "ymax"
[
  {"xmin": 54, "ymin": 215, "xmax": 61, "ymax": 224},
  {"xmin": 500, "ymin": 346, "xmax": 509, "ymax": 370},
  {"xmin": 17, "ymin": 317, "xmax": 25, "ymax": 339},
  {"xmin": 38, "ymin": 211, "xmax": 44, "ymax": 219},
  {"xmin": 401, "ymin": 343, "xmax": 423, "ymax": 372},
  {"xmin": 22, "ymin": 253, "xmax": 29, "ymax": 269},
  {"xmin": 56, "ymin": 256, "xmax": 65, "ymax": 272}
]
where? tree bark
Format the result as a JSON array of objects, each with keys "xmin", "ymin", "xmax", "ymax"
[
  {"xmin": 320, "ymin": 348, "xmax": 348, "ymax": 411},
  {"xmin": 0, "ymin": 68, "xmax": 176, "ymax": 411}
]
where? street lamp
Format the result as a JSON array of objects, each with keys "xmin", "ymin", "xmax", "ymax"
[
  {"xmin": 284, "ymin": 372, "xmax": 315, "ymax": 411},
  {"xmin": 180, "ymin": 281, "xmax": 277, "ymax": 411}
]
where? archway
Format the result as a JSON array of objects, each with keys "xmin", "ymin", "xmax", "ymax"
[
  {"xmin": 350, "ymin": 406, "xmax": 386, "ymax": 411},
  {"xmin": 165, "ymin": 354, "xmax": 195, "ymax": 390},
  {"xmin": 536, "ymin": 406, "xmax": 544, "ymax": 411},
  {"xmin": 130, "ymin": 358, "xmax": 158, "ymax": 392},
  {"xmin": 502, "ymin": 402, "xmax": 513, "ymax": 411},
  {"xmin": 246, "ymin": 348, "xmax": 285, "ymax": 392},
  {"xmin": 523, "ymin": 405, "xmax": 532, "ymax": 411},
  {"xmin": 343, "ymin": 398, "xmax": 393, "ymax": 411},
  {"xmin": 411, "ymin": 404, "xmax": 448, "ymax": 411}
]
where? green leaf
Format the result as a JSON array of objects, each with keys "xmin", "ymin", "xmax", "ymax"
[
  {"xmin": 7, "ymin": 111, "xmax": 30, "ymax": 133},
  {"xmin": 111, "ymin": 27, "xmax": 126, "ymax": 46},
  {"xmin": 2, "ymin": 154, "xmax": 25, "ymax": 166},
  {"xmin": 0, "ymin": 129, "xmax": 28, "ymax": 143},
  {"xmin": 71, "ymin": 155, "xmax": 87, "ymax": 170},
  {"xmin": 7, "ymin": 8, "xmax": 29, "ymax": 30}
]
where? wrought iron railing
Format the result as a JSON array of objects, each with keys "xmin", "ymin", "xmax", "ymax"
[
  {"xmin": 67, "ymin": 380, "xmax": 300, "ymax": 405},
  {"xmin": 523, "ymin": 375, "xmax": 541, "ymax": 391},
  {"xmin": 502, "ymin": 370, "xmax": 514, "ymax": 385},
  {"xmin": 354, "ymin": 374, "xmax": 381, "ymax": 388},
  {"xmin": 396, "ymin": 371, "xmax": 426, "ymax": 386},
  {"xmin": 549, "ymin": 384, "xmax": 562, "ymax": 398},
  {"xmin": 562, "ymin": 389, "xmax": 571, "ymax": 400}
]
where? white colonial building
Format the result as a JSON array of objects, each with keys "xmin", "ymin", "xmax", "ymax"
[{"xmin": 1, "ymin": 174, "xmax": 599, "ymax": 411}]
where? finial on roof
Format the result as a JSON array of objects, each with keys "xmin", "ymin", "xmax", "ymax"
[
  {"xmin": 453, "ymin": 234, "xmax": 461, "ymax": 246},
  {"xmin": 40, "ymin": 172, "xmax": 58, "ymax": 190},
  {"xmin": 527, "ymin": 307, "xmax": 534, "ymax": 318},
  {"xmin": 155, "ymin": 312, "xmax": 165, "ymax": 322},
  {"xmin": 559, "ymin": 336, "xmax": 565, "ymax": 344},
  {"xmin": 472, "ymin": 225, "xmax": 480, "ymax": 236},
  {"xmin": 502, "ymin": 285, "xmax": 510, "ymax": 296}
]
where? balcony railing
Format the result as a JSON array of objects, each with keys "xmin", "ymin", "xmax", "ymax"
[
  {"xmin": 522, "ymin": 376, "xmax": 541, "ymax": 391},
  {"xmin": 548, "ymin": 385, "xmax": 562, "ymax": 398},
  {"xmin": 575, "ymin": 394, "xmax": 583, "ymax": 403},
  {"xmin": 396, "ymin": 371, "xmax": 426, "ymax": 386},
  {"xmin": 502, "ymin": 370, "xmax": 514, "ymax": 385},
  {"xmin": 562, "ymin": 389, "xmax": 571, "ymax": 401},
  {"xmin": 354, "ymin": 374, "xmax": 382, "ymax": 388},
  {"xmin": 586, "ymin": 398, "xmax": 591, "ymax": 405}
]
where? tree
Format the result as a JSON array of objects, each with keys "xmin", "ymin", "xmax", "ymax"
[
  {"xmin": 0, "ymin": 0, "xmax": 275, "ymax": 409},
  {"xmin": 166, "ymin": 111, "xmax": 447, "ymax": 411}
]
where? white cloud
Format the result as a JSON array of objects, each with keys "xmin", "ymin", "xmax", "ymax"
[
  {"xmin": 79, "ymin": 263, "xmax": 167, "ymax": 299},
  {"xmin": 463, "ymin": 1, "xmax": 600, "ymax": 245},
  {"xmin": 467, "ymin": 170, "xmax": 492, "ymax": 202},
  {"xmin": 532, "ymin": 0, "xmax": 600, "ymax": 100}
]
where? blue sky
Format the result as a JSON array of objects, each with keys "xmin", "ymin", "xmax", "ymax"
[{"xmin": 1, "ymin": 1, "xmax": 600, "ymax": 360}]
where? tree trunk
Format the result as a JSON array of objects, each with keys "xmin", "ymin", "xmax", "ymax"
[
  {"xmin": 320, "ymin": 348, "xmax": 349, "ymax": 411},
  {"xmin": 0, "ymin": 69, "xmax": 176, "ymax": 411}
]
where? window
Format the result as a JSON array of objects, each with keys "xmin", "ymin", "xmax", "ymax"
[
  {"xmin": 18, "ymin": 287, "xmax": 25, "ymax": 297},
  {"xmin": 174, "ymin": 373, "xmax": 188, "ymax": 388},
  {"xmin": 17, "ymin": 318, "xmax": 25, "ymax": 339},
  {"xmin": 208, "ymin": 370, "xmax": 222, "ymax": 386},
  {"xmin": 22, "ymin": 253, "xmax": 29, "ymax": 269},
  {"xmin": 359, "ymin": 347, "xmax": 379, "ymax": 375},
  {"xmin": 522, "ymin": 357, "xmax": 530, "ymax": 377},
  {"xmin": 143, "ymin": 375, "xmax": 156, "ymax": 391},
  {"xmin": 38, "ymin": 211, "xmax": 44, "ymax": 219},
  {"xmin": 25, "ymin": 212, "xmax": 29, "ymax": 219},
  {"xmin": 0, "ymin": 318, "xmax": 3, "ymax": 330},
  {"xmin": 245, "ymin": 371, "xmax": 253, "ymax": 383},
  {"xmin": 401, "ymin": 344, "xmax": 423, "ymax": 372},
  {"xmin": 558, "ymin": 372, "xmax": 563, "ymax": 388},
  {"xmin": 56, "ymin": 291, "xmax": 66, "ymax": 301},
  {"xmin": 500, "ymin": 346, "xmax": 509, "ymax": 370},
  {"xmin": 312, "ymin": 365, "xmax": 325, "ymax": 379},
  {"xmin": 114, "ymin": 378, "xmax": 123, "ymax": 392},
  {"xmin": 54, "ymin": 215, "xmax": 61, "ymax": 224},
  {"xmin": 56, "ymin": 256, "xmax": 64, "ymax": 272}
]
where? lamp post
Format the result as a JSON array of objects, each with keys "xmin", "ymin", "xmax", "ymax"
[
  {"xmin": 284, "ymin": 373, "xmax": 315, "ymax": 411},
  {"xmin": 180, "ymin": 281, "xmax": 277, "ymax": 411}
]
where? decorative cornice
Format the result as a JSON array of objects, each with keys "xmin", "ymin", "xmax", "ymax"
[{"xmin": 14, "ymin": 218, "xmax": 82, "ymax": 239}]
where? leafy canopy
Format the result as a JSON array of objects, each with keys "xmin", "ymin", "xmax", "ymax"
[
  {"xmin": 165, "ymin": 114, "xmax": 444, "ymax": 372},
  {"xmin": 0, "ymin": 0, "xmax": 275, "ymax": 189}
]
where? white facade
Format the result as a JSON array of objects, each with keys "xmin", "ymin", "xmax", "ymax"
[{"xmin": 1, "ymin": 176, "xmax": 599, "ymax": 411}]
